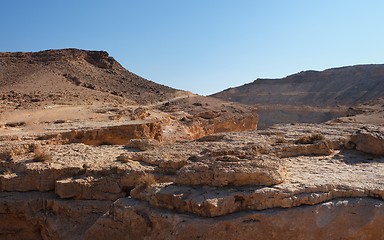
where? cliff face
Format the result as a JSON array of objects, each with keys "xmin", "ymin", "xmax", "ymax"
[
  {"xmin": 0, "ymin": 123, "xmax": 383, "ymax": 239},
  {"xmin": 212, "ymin": 64, "xmax": 384, "ymax": 128}
]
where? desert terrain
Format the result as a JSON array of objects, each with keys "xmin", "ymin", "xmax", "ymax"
[
  {"xmin": 212, "ymin": 64, "xmax": 384, "ymax": 128},
  {"xmin": 0, "ymin": 49, "xmax": 383, "ymax": 239}
]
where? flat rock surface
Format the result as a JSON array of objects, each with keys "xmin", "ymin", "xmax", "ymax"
[{"xmin": 1, "ymin": 122, "xmax": 382, "ymax": 218}]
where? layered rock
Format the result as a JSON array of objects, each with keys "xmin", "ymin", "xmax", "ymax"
[
  {"xmin": 157, "ymin": 95, "xmax": 258, "ymax": 140},
  {"xmin": 350, "ymin": 126, "xmax": 384, "ymax": 155},
  {"xmin": 86, "ymin": 198, "xmax": 384, "ymax": 240},
  {"xmin": 0, "ymin": 123, "xmax": 383, "ymax": 239},
  {"xmin": 60, "ymin": 121, "xmax": 163, "ymax": 145},
  {"xmin": 0, "ymin": 192, "xmax": 111, "ymax": 240},
  {"xmin": 212, "ymin": 64, "xmax": 384, "ymax": 128}
]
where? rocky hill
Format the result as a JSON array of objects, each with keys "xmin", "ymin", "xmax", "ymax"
[
  {"xmin": 0, "ymin": 50, "xmax": 383, "ymax": 239},
  {"xmin": 0, "ymin": 49, "xmax": 258, "ymax": 141},
  {"xmin": 0, "ymin": 48, "xmax": 182, "ymax": 106},
  {"xmin": 212, "ymin": 64, "xmax": 384, "ymax": 128}
]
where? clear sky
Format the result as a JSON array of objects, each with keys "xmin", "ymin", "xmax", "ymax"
[{"xmin": 1, "ymin": 1, "xmax": 384, "ymax": 95}]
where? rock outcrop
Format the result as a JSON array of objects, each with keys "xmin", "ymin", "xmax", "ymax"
[
  {"xmin": 60, "ymin": 121, "xmax": 163, "ymax": 145},
  {"xmin": 0, "ymin": 122, "xmax": 383, "ymax": 239},
  {"xmin": 350, "ymin": 126, "xmax": 384, "ymax": 155},
  {"xmin": 0, "ymin": 49, "xmax": 382, "ymax": 239},
  {"xmin": 86, "ymin": 197, "xmax": 384, "ymax": 240}
]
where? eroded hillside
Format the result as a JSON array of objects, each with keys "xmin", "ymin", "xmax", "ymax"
[
  {"xmin": 0, "ymin": 49, "xmax": 258, "ymax": 141},
  {"xmin": 212, "ymin": 64, "xmax": 384, "ymax": 128}
]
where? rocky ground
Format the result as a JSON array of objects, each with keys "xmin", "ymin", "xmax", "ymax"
[
  {"xmin": 0, "ymin": 120, "xmax": 383, "ymax": 239},
  {"xmin": 0, "ymin": 49, "xmax": 383, "ymax": 239}
]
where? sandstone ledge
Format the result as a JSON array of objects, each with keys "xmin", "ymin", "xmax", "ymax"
[
  {"xmin": 86, "ymin": 197, "xmax": 384, "ymax": 240},
  {"xmin": 0, "ymin": 123, "xmax": 383, "ymax": 239}
]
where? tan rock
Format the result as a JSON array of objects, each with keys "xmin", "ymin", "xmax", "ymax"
[
  {"xmin": 61, "ymin": 121, "xmax": 163, "ymax": 145},
  {"xmin": 277, "ymin": 141, "xmax": 333, "ymax": 157},
  {"xmin": 350, "ymin": 126, "xmax": 384, "ymax": 155},
  {"xmin": 86, "ymin": 198, "xmax": 384, "ymax": 240},
  {"xmin": 55, "ymin": 176, "xmax": 125, "ymax": 201},
  {"xmin": 130, "ymin": 107, "xmax": 150, "ymax": 120},
  {"xmin": 0, "ymin": 192, "xmax": 111, "ymax": 240},
  {"xmin": 175, "ymin": 155, "xmax": 286, "ymax": 187},
  {"xmin": 126, "ymin": 138, "xmax": 160, "ymax": 151},
  {"xmin": 0, "ymin": 122, "xmax": 383, "ymax": 239}
]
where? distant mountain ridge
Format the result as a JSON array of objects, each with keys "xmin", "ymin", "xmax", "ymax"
[
  {"xmin": 212, "ymin": 64, "xmax": 384, "ymax": 107},
  {"xmin": 212, "ymin": 64, "xmax": 384, "ymax": 128}
]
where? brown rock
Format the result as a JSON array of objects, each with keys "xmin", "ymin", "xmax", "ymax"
[
  {"xmin": 175, "ymin": 155, "xmax": 286, "ymax": 187},
  {"xmin": 61, "ymin": 121, "xmax": 163, "ymax": 145},
  {"xmin": 350, "ymin": 126, "xmax": 384, "ymax": 155},
  {"xmin": 277, "ymin": 141, "xmax": 333, "ymax": 157},
  {"xmin": 130, "ymin": 107, "xmax": 150, "ymax": 120},
  {"xmin": 198, "ymin": 110, "xmax": 220, "ymax": 119},
  {"xmin": 0, "ymin": 192, "xmax": 111, "ymax": 240},
  {"xmin": 212, "ymin": 64, "xmax": 384, "ymax": 128},
  {"xmin": 86, "ymin": 198, "xmax": 384, "ymax": 240},
  {"xmin": 55, "ymin": 176, "xmax": 125, "ymax": 201}
]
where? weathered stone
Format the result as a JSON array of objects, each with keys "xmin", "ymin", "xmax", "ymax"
[
  {"xmin": 277, "ymin": 141, "xmax": 333, "ymax": 157},
  {"xmin": 126, "ymin": 138, "xmax": 160, "ymax": 151},
  {"xmin": 55, "ymin": 176, "xmax": 125, "ymax": 201},
  {"xmin": 0, "ymin": 192, "xmax": 111, "ymax": 240},
  {"xmin": 175, "ymin": 155, "xmax": 286, "ymax": 187},
  {"xmin": 61, "ymin": 121, "xmax": 163, "ymax": 145},
  {"xmin": 86, "ymin": 198, "xmax": 384, "ymax": 240},
  {"xmin": 350, "ymin": 126, "xmax": 384, "ymax": 155},
  {"xmin": 0, "ymin": 123, "xmax": 383, "ymax": 239}
]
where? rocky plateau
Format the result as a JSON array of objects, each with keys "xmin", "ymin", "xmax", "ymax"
[{"xmin": 0, "ymin": 49, "xmax": 383, "ymax": 239}]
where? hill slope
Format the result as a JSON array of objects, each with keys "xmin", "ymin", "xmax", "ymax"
[
  {"xmin": 212, "ymin": 64, "xmax": 384, "ymax": 128},
  {"xmin": 0, "ymin": 49, "xmax": 258, "ymax": 141},
  {"xmin": 213, "ymin": 64, "xmax": 384, "ymax": 106},
  {"xmin": 0, "ymin": 48, "xmax": 183, "ymax": 107}
]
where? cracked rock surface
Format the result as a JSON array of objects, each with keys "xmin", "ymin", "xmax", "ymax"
[{"xmin": 0, "ymin": 122, "xmax": 383, "ymax": 239}]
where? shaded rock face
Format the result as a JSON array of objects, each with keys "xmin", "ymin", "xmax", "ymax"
[
  {"xmin": 0, "ymin": 123, "xmax": 383, "ymax": 239},
  {"xmin": 350, "ymin": 126, "xmax": 384, "ymax": 155},
  {"xmin": 0, "ymin": 192, "xmax": 111, "ymax": 240},
  {"xmin": 61, "ymin": 121, "xmax": 163, "ymax": 145},
  {"xmin": 256, "ymin": 108, "xmax": 346, "ymax": 129},
  {"xmin": 86, "ymin": 198, "xmax": 384, "ymax": 240}
]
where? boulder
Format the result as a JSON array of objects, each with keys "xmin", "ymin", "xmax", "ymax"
[{"xmin": 350, "ymin": 126, "xmax": 384, "ymax": 155}]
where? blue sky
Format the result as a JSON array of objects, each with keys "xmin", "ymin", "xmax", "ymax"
[{"xmin": 1, "ymin": 1, "xmax": 384, "ymax": 95}]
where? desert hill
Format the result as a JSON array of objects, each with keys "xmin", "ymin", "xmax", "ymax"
[
  {"xmin": 0, "ymin": 48, "xmax": 183, "ymax": 107},
  {"xmin": 212, "ymin": 64, "xmax": 384, "ymax": 128},
  {"xmin": 0, "ymin": 49, "xmax": 257, "ymax": 141}
]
